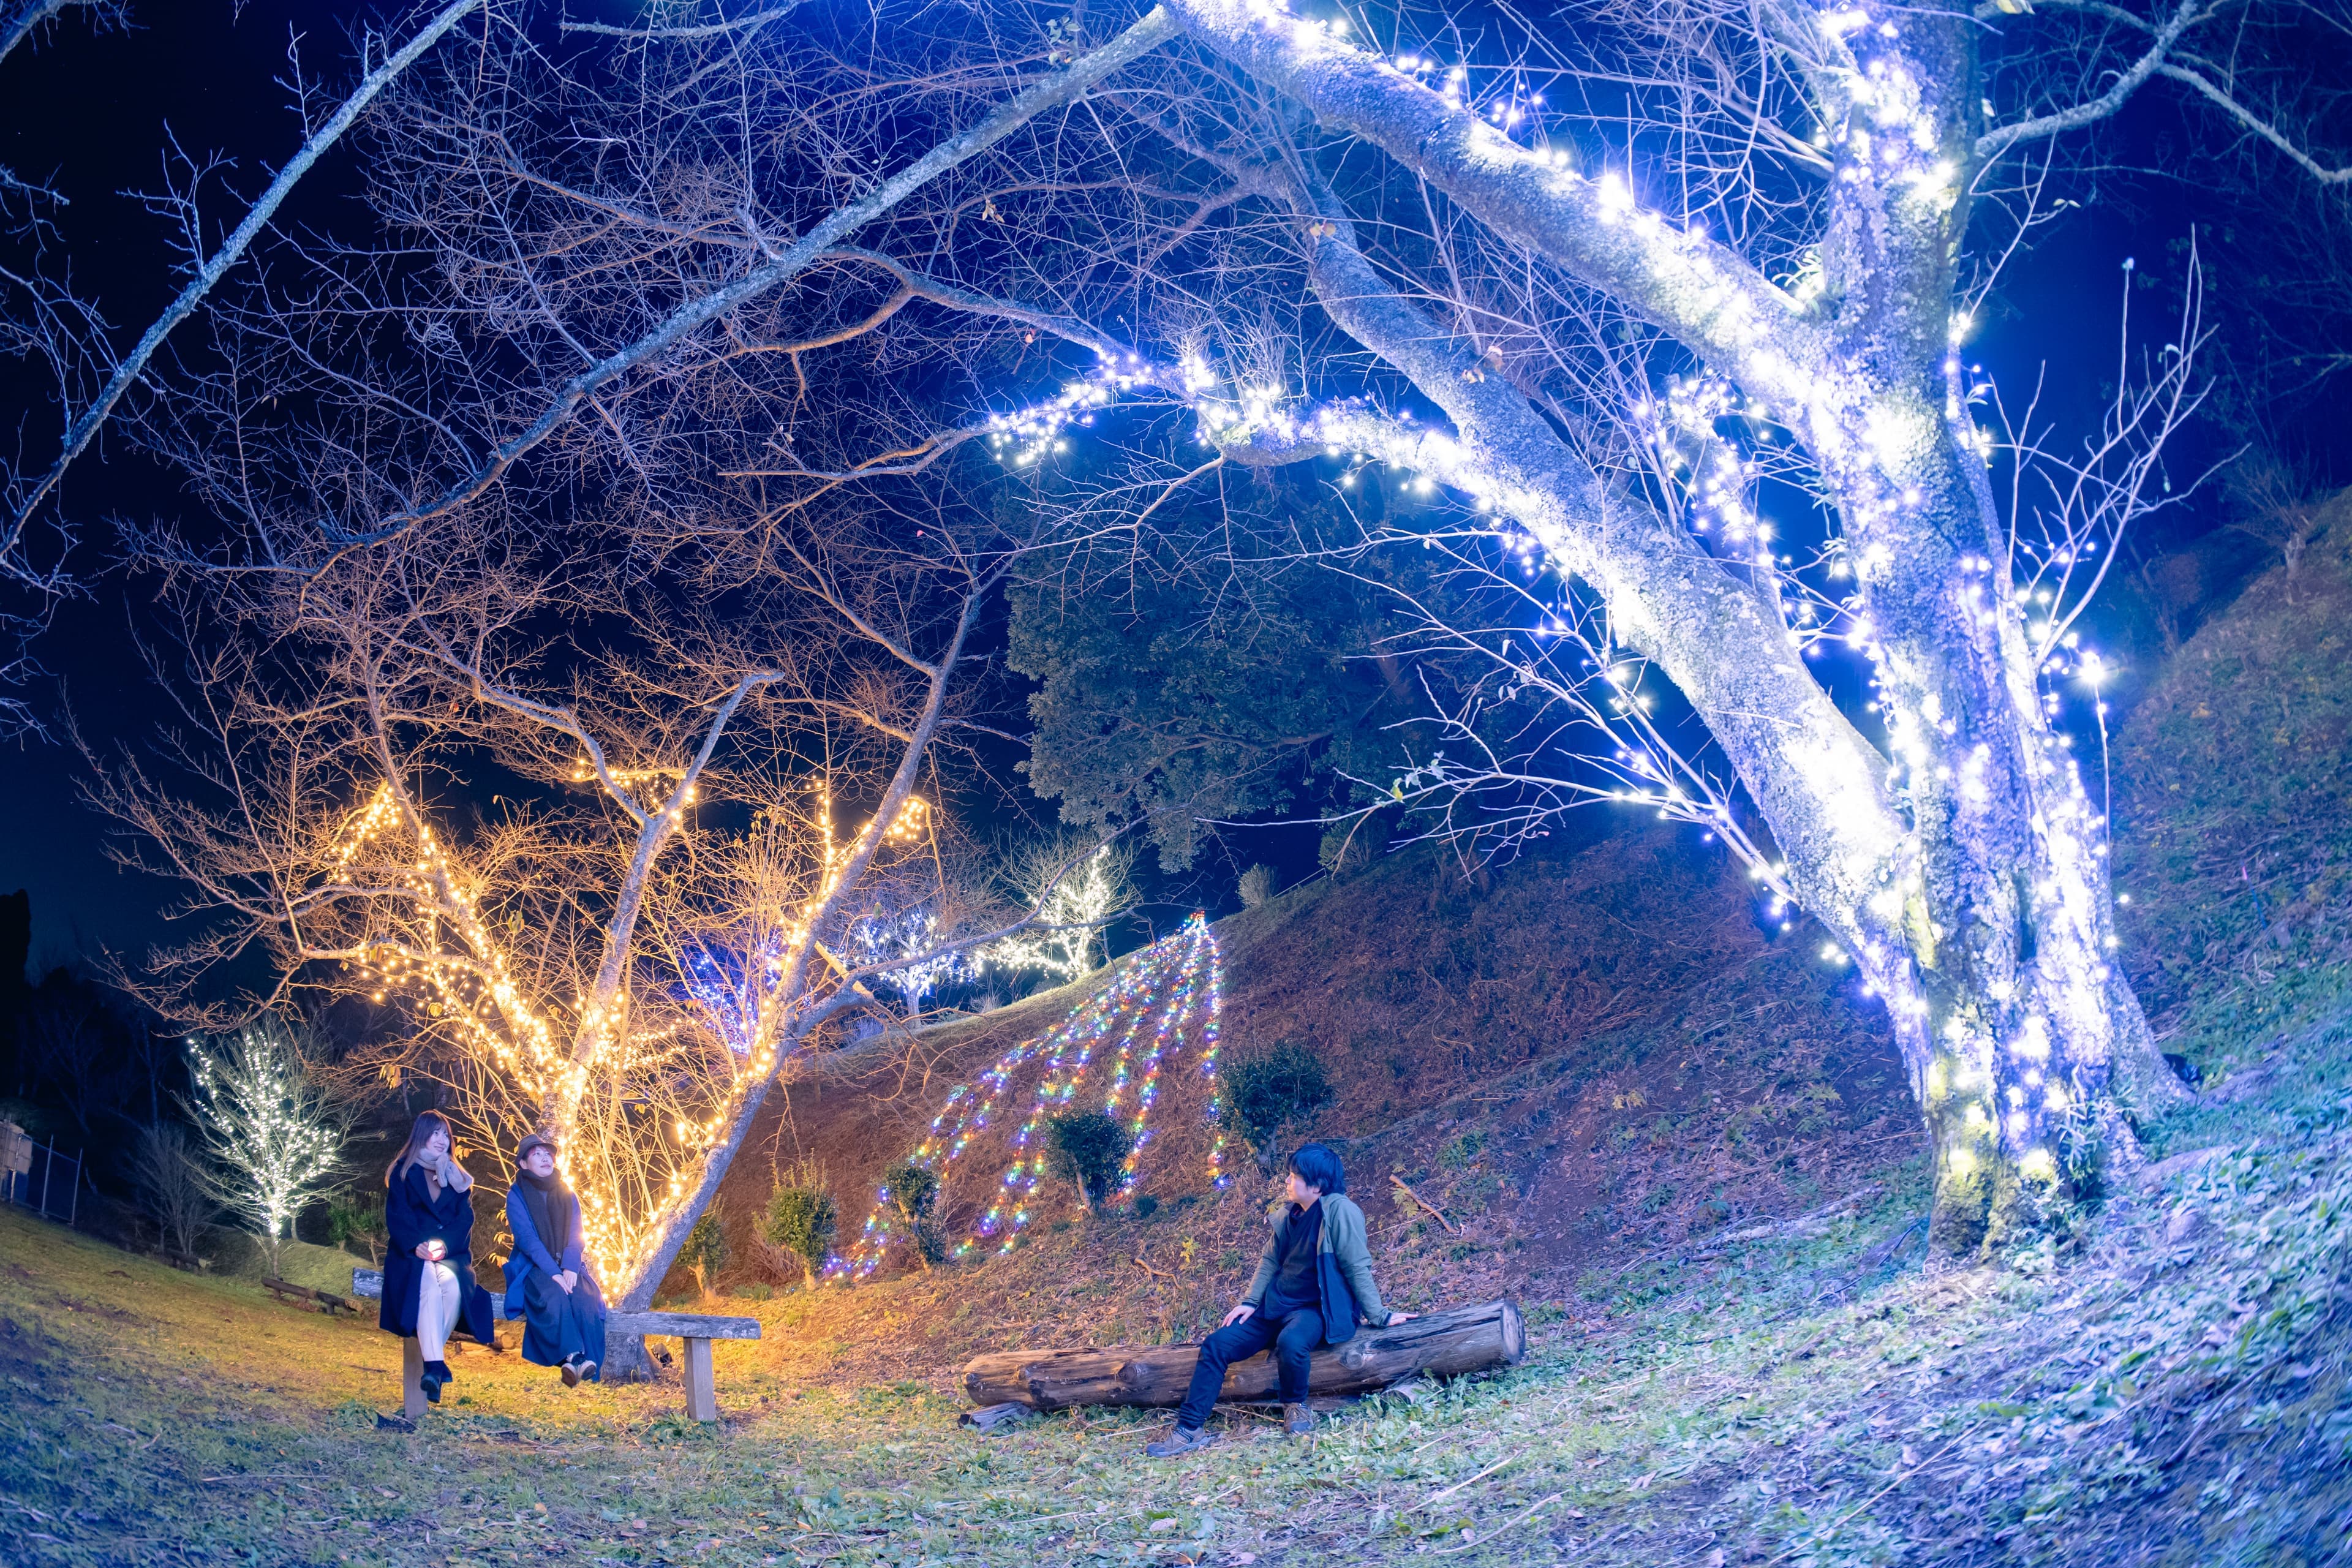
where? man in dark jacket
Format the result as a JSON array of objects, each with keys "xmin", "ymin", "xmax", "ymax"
[{"xmin": 1147, "ymin": 1143, "xmax": 1414, "ymax": 1456}]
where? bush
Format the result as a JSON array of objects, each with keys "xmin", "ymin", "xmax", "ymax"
[
  {"xmin": 1044, "ymin": 1109, "xmax": 1134, "ymax": 1212},
  {"xmin": 324, "ymin": 1183, "xmax": 387, "ymax": 1265},
  {"xmin": 882, "ymin": 1158, "xmax": 946, "ymax": 1267},
  {"xmin": 1317, "ymin": 824, "xmax": 1374, "ymax": 878},
  {"xmin": 678, "ymin": 1204, "xmax": 732, "ymax": 1298},
  {"xmin": 1224, "ymin": 1041, "xmax": 1335, "ymax": 1166},
  {"xmin": 762, "ymin": 1163, "xmax": 839, "ymax": 1289},
  {"xmin": 1237, "ymin": 864, "xmax": 1276, "ymax": 908}
]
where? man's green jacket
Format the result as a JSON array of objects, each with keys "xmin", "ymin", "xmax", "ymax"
[{"xmin": 1243, "ymin": 1192, "xmax": 1393, "ymax": 1346}]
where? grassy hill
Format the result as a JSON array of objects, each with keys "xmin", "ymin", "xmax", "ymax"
[{"xmin": 2, "ymin": 523, "xmax": 2347, "ymax": 1566}]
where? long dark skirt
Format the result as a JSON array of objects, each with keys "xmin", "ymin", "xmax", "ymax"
[{"xmin": 515, "ymin": 1268, "xmax": 607, "ymax": 1374}]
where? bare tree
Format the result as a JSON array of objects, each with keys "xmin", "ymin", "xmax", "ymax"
[
  {"xmin": 0, "ymin": 1, "xmax": 487, "ymax": 736},
  {"xmin": 129, "ymin": 1121, "xmax": 215, "ymax": 1261}
]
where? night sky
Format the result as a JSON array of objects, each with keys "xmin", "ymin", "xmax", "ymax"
[{"xmin": 0, "ymin": 0, "xmax": 2308, "ymax": 974}]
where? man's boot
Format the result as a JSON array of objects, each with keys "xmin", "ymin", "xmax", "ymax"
[
  {"xmin": 1146, "ymin": 1424, "xmax": 1217, "ymax": 1458},
  {"xmin": 1284, "ymin": 1402, "xmax": 1315, "ymax": 1437}
]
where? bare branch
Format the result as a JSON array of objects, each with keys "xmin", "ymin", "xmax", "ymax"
[{"xmin": 0, "ymin": 0, "xmax": 486, "ymax": 584}]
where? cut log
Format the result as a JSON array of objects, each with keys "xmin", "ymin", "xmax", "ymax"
[{"xmin": 960, "ymin": 1298, "xmax": 1525, "ymax": 1412}]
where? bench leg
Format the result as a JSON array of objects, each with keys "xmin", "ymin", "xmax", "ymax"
[
  {"xmin": 402, "ymin": 1336, "xmax": 427, "ymax": 1420},
  {"xmin": 684, "ymin": 1337, "xmax": 717, "ymax": 1422}
]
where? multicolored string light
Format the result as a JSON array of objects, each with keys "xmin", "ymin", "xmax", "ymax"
[{"xmin": 832, "ymin": 914, "xmax": 1227, "ymax": 1277}]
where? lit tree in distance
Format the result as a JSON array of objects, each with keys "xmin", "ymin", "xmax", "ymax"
[
  {"xmin": 182, "ymin": 1024, "xmax": 345, "ymax": 1276},
  {"xmin": 987, "ymin": 843, "xmax": 1138, "ymax": 985}
]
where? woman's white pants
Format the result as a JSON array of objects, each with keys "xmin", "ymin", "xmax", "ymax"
[{"xmin": 416, "ymin": 1261, "xmax": 460, "ymax": 1359}]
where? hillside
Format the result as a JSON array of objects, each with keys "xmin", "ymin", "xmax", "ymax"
[{"xmin": 1, "ymin": 523, "xmax": 2346, "ymax": 1567}]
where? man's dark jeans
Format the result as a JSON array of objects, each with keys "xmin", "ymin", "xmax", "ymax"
[{"xmin": 1174, "ymin": 1300, "xmax": 1324, "ymax": 1431}]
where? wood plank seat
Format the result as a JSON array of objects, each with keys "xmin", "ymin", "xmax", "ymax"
[
  {"xmin": 263, "ymin": 1276, "xmax": 357, "ymax": 1316},
  {"xmin": 606, "ymin": 1310, "xmax": 763, "ymax": 1422}
]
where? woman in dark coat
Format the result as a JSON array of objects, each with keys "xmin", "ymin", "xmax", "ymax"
[
  {"xmin": 500, "ymin": 1131, "xmax": 607, "ymax": 1385},
  {"xmin": 379, "ymin": 1111, "xmax": 499, "ymax": 1403}
]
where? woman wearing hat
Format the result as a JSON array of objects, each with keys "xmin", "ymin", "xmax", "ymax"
[{"xmin": 502, "ymin": 1131, "xmax": 607, "ymax": 1385}]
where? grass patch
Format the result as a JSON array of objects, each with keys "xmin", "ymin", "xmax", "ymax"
[{"xmin": 6, "ymin": 1031, "xmax": 2347, "ymax": 1568}]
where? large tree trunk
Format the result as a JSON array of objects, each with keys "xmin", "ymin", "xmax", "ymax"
[{"xmin": 960, "ymin": 1299, "xmax": 1525, "ymax": 1411}]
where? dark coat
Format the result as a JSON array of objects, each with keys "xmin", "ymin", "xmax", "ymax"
[
  {"xmin": 502, "ymin": 1185, "xmax": 606, "ymax": 1370},
  {"xmin": 1242, "ymin": 1193, "xmax": 1392, "ymax": 1346},
  {"xmin": 378, "ymin": 1161, "xmax": 498, "ymax": 1346}
]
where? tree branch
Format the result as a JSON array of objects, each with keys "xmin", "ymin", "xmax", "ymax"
[
  {"xmin": 1, "ymin": 0, "xmax": 485, "ymax": 585},
  {"xmin": 1158, "ymin": 0, "xmax": 1827, "ymax": 391},
  {"xmin": 559, "ymin": 4, "xmax": 801, "ymax": 40},
  {"xmin": 300, "ymin": 6, "xmax": 1181, "ymax": 574},
  {"xmin": 1972, "ymin": 0, "xmax": 2203, "ymax": 164}
]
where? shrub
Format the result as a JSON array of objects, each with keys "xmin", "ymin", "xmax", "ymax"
[
  {"xmin": 1224, "ymin": 1041, "xmax": 1335, "ymax": 1166},
  {"xmin": 1044, "ymin": 1110, "xmax": 1134, "ymax": 1212},
  {"xmin": 324, "ymin": 1183, "xmax": 387, "ymax": 1265},
  {"xmin": 882, "ymin": 1158, "xmax": 946, "ymax": 1267},
  {"xmin": 762, "ymin": 1163, "xmax": 839, "ymax": 1289},
  {"xmin": 1237, "ymin": 864, "xmax": 1276, "ymax": 908},
  {"xmin": 1317, "ymin": 824, "xmax": 1374, "ymax": 878},
  {"xmin": 678, "ymin": 1204, "xmax": 732, "ymax": 1299}
]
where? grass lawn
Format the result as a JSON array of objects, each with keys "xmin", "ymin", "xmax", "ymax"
[{"xmin": 5, "ymin": 1023, "xmax": 2347, "ymax": 1568}]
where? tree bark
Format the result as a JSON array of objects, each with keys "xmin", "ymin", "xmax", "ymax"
[{"xmin": 960, "ymin": 1299, "xmax": 1525, "ymax": 1411}]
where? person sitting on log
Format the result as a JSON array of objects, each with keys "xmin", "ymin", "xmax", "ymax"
[
  {"xmin": 380, "ymin": 1111, "xmax": 500, "ymax": 1404},
  {"xmin": 1147, "ymin": 1142, "xmax": 1414, "ymax": 1456},
  {"xmin": 502, "ymin": 1131, "xmax": 607, "ymax": 1387}
]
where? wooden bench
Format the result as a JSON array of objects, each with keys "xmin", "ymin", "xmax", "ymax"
[
  {"xmin": 263, "ymin": 1276, "xmax": 358, "ymax": 1316},
  {"xmin": 607, "ymin": 1310, "xmax": 763, "ymax": 1422}
]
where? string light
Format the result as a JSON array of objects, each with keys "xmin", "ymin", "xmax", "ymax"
[
  {"xmin": 184, "ymin": 1024, "xmax": 343, "ymax": 1269},
  {"xmin": 832, "ymin": 915, "xmax": 1226, "ymax": 1276}
]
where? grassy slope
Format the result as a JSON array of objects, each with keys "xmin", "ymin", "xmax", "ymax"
[{"xmin": 3, "ymin": 535, "xmax": 2348, "ymax": 1567}]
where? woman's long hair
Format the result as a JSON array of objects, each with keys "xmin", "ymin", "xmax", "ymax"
[{"xmin": 388, "ymin": 1110, "xmax": 453, "ymax": 1185}]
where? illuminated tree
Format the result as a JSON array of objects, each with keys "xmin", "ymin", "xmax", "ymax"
[
  {"xmin": 181, "ymin": 1023, "xmax": 345, "ymax": 1276},
  {"xmin": 871, "ymin": 0, "xmax": 2343, "ymax": 1254},
  {"xmin": 987, "ymin": 842, "xmax": 1139, "ymax": 984},
  {"xmin": 69, "ymin": 5, "xmax": 1214, "ymax": 1376}
]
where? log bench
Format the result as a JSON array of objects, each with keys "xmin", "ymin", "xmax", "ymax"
[
  {"xmin": 961, "ymin": 1298, "xmax": 1525, "ymax": 1414},
  {"xmin": 606, "ymin": 1310, "xmax": 763, "ymax": 1422},
  {"xmin": 263, "ymin": 1276, "xmax": 357, "ymax": 1316}
]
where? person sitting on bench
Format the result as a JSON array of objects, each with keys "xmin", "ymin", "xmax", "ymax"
[
  {"xmin": 1147, "ymin": 1142, "xmax": 1414, "ymax": 1456},
  {"xmin": 380, "ymin": 1112, "xmax": 498, "ymax": 1403},
  {"xmin": 502, "ymin": 1131, "xmax": 607, "ymax": 1387}
]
